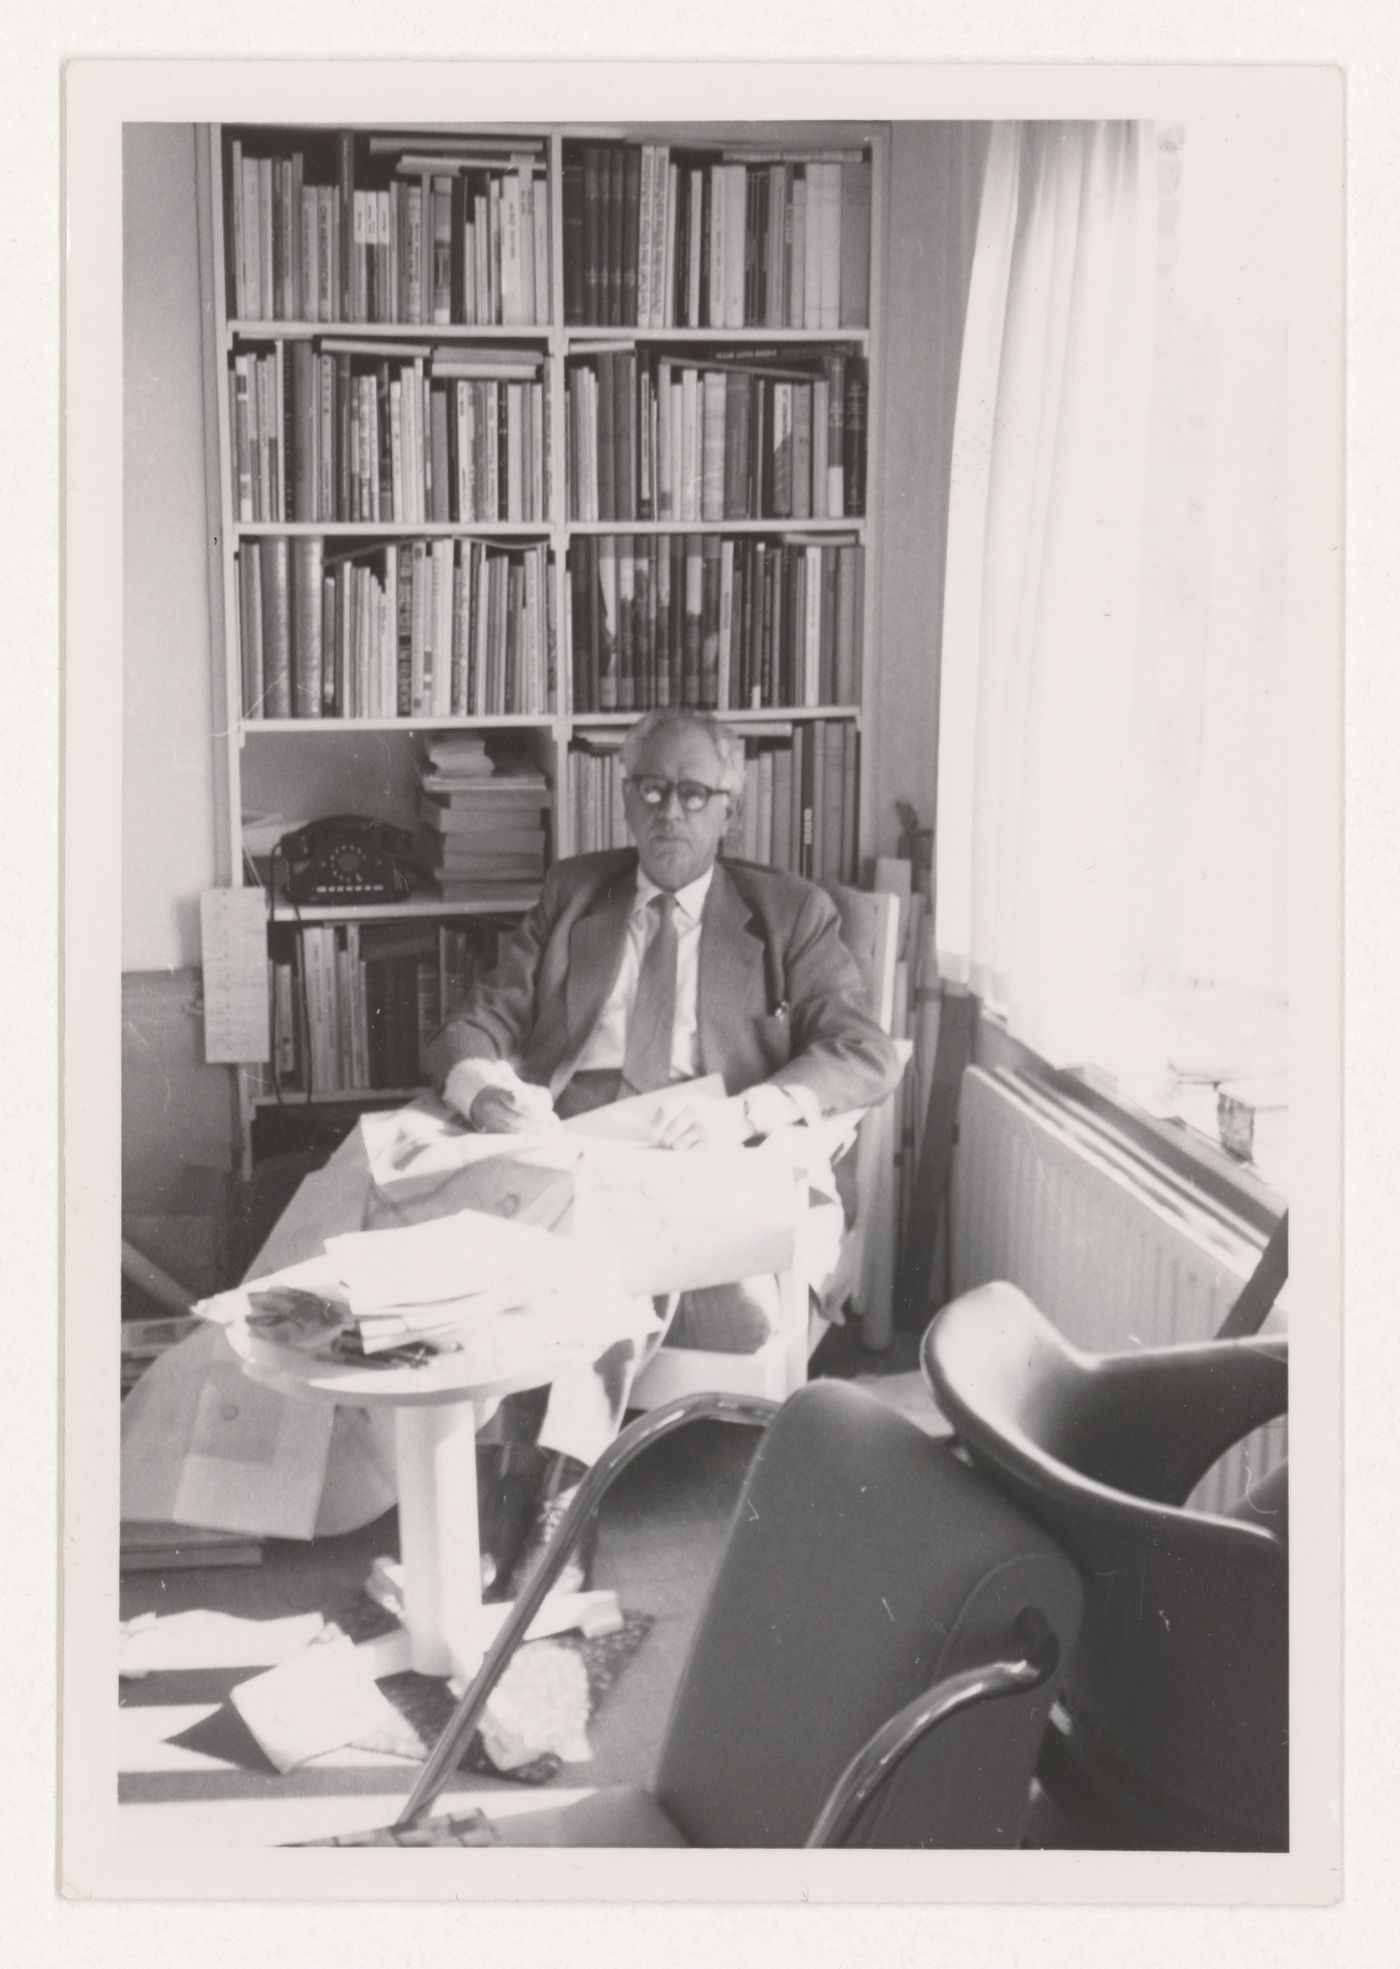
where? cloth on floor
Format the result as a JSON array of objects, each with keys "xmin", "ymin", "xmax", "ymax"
[{"xmin": 333, "ymin": 1589, "xmax": 654, "ymax": 1786}]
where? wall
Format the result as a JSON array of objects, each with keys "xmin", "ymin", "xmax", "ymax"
[
  {"xmin": 866, "ymin": 122, "xmax": 987, "ymax": 863},
  {"xmin": 123, "ymin": 122, "xmax": 223, "ymax": 973},
  {"xmin": 123, "ymin": 125, "xmax": 239, "ymax": 1268}
]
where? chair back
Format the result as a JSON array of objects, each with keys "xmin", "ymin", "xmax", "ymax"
[
  {"xmin": 653, "ymin": 1377, "xmax": 1082, "ymax": 1847},
  {"xmin": 824, "ymin": 882, "xmax": 900, "ymax": 1034},
  {"xmin": 924, "ymin": 1283, "xmax": 1289, "ymax": 1848}
]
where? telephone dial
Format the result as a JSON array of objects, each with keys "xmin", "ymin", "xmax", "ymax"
[{"xmin": 274, "ymin": 816, "xmax": 421, "ymax": 907}]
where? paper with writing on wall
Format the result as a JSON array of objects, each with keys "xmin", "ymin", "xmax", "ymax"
[{"xmin": 199, "ymin": 887, "xmax": 272, "ymax": 1063}]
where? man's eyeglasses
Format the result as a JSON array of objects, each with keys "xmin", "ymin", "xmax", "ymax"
[{"xmin": 625, "ymin": 775, "xmax": 733, "ymax": 814}]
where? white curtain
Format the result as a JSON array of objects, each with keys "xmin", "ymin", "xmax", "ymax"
[{"xmin": 936, "ymin": 118, "xmax": 1292, "ymax": 1124}]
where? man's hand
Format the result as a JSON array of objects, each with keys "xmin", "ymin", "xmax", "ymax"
[
  {"xmin": 469, "ymin": 1082, "xmax": 560, "ymax": 1134},
  {"xmin": 651, "ymin": 1095, "xmax": 750, "ymax": 1152}
]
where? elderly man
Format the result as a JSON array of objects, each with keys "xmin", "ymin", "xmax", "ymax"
[{"xmin": 427, "ymin": 709, "xmax": 901, "ymax": 1579}]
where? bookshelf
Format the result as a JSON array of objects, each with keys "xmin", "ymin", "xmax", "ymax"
[{"xmin": 198, "ymin": 121, "xmax": 887, "ymax": 1165}]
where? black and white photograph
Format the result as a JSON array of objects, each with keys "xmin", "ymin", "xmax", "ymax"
[{"xmin": 52, "ymin": 47, "xmax": 1357, "ymax": 1928}]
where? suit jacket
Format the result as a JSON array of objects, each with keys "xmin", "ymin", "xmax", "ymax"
[{"xmin": 427, "ymin": 849, "xmax": 901, "ymax": 1118}]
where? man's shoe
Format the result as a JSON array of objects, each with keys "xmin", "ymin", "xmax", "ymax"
[
  {"xmin": 476, "ymin": 1442, "xmax": 549, "ymax": 1604},
  {"xmin": 509, "ymin": 1455, "xmax": 595, "ymax": 1598}
]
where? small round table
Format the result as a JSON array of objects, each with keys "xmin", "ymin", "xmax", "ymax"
[{"xmin": 227, "ymin": 1321, "xmax": 602, "ymax": 1680}]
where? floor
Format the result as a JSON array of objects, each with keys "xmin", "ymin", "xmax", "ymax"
[{"xmin": 118, "ymin": 1327, "xmax": 945, "ymax": 1846}]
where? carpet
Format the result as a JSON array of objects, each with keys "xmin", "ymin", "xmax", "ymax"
[
  {"xmin": 332, "ymin": 1589, "xmax": 655, "ymax": 1786},
  {"xmin": 297, "ymin": 1809, "xmax": 500, "ymax": 1847}
]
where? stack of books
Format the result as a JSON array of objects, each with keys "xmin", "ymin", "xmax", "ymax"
[
  {"xmin": 561, "ymin": 143, "xmax": 871, "ymax": 330},
  {"xmin": 237, "ymin": 534, "xmax": 554, "ymax": 721},
  {"xmin": 565, "ymin": 348, "xmax": 867, "ymax": 524},
  {"xmin": 568, "ymin": 720, "xmax": 858, "ymax": 884},
  {"xmin": 120, "ymin": 1520, "xmax": 265, "ymax": 1573},
  {"xmin": 227, "ymin": 132, "xmax": 550, "ymax": 326},
  {"xmin": 568, "ymin": 533, "xmax": 863, "ymax": 714},
  {"xmin": 417, "ymin": 738, "xmax": 551, "ymax": 901},
  {"xmin": 227, "ymin": 340, "xmax": 548, "ymax": 526}
]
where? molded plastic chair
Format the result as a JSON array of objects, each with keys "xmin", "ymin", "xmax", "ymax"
[
  {"xmin": 922, "ymin": 1282, "xmax": 1289, "ymax": 1851},
  {"xmin": 395, "ymin": 1378, "xmax": 1083, "ymax": 1847}
]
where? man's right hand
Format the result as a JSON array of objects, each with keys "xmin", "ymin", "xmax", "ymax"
[{"xmin": 469, "ymin": 1082, "xmax": 560, "ymax": 1134}]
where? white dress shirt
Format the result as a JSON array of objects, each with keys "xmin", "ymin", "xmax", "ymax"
[{"xmin": 572, "ymin": 864, "xmax": 712, "ymax": 1080}]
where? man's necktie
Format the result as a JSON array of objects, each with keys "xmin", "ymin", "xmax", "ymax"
[{"xmin": 621, "ymin": 892, "xmax": 679, "ymax": 1096}]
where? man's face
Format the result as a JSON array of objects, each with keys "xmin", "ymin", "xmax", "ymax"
[{"xmin": 622, "ymin": 726, "xmax": 736, "ymax": 891}]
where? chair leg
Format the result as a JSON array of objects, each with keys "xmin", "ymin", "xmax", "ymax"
[{"xmin": 394, "ymin": 1390, "xmax": 780, "ymax": 1830}]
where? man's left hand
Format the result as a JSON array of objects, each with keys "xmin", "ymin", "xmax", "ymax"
[{"xmin": 651, "ymin": 1095, "xmax": 750, "ymax": 1152}]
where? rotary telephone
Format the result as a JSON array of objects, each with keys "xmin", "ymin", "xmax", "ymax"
[{"xmin": 274, "ymin": 816, "xmax": 421, "ymax": 907}]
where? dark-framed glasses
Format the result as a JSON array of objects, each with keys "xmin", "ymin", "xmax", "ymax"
[{"xmin": 625, "ymin": 775, "xmax": 733, "ymax": 814}]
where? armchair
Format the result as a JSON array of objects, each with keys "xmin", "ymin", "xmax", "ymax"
[
  {"xmin": 922, "ymin": 1282, "xmax": 1289, "ymax": 1850},
  {"xmin": 394, "ymin": 1377, "xmax": 1082, "ymax": 1847}
]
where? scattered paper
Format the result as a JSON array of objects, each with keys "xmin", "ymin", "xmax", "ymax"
[
  {"xmin": 230, "ymin": 1633, "xmax": 403, "ymax": 1773},
  {"xmin": 119, "ymin": 1609, "xmax": 326, "ymax": 1678}
]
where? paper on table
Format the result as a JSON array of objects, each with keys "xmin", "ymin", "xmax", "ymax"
[
  {"xmin": 359, "ymin": 1073, "xmax": 729, "ymax": 1188},
  {"xmin": 326, "ymin": 1209, "xmax": 565, "ymax": 1315},
  {"xmin": 560, "ymin": 1074, "xmax": 728, "ymax": 1143},
  {"xmin": 574, "ymin": 1142, "xmax": 803, "ymax": 1295}
]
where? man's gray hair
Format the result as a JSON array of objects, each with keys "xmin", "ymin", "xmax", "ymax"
[{"xmin": 620, "ymin": 709, "xmax": 747, "ymax": 795}]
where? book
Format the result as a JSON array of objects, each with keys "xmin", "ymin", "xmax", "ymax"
[
  {"xmin": 259, "ymin": 538, "xmax": 292, "ymax": 717},
  {"xmin": 290, "ymin": 537, "xmax": 324, "ymax": 716}
]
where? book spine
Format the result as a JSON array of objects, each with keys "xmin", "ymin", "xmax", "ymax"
[
  {"xmin": 819, "ymin": 162, "xmax": 842, "ymax": 332},
  {"xmin": 616, "ymin": 535, "xmax": 636, "ymax": 713},
  {"xmin": 616, "ymin": 350, "xmax": 636, "ymax": 523},
  {"xmin": 791, "ymin": 383, "xmax": 812, "ymax": 523},
  {"xmin": 701, "ymin": 371, "xmax": 726, "ymax": 523},
  {"xmin": 699, "ymin": 533, "xmax": 722, "ymax": 710},
  {"xmin": 232, "ymin": 356, "xmax": 253, "ymax": 519},
  {"xmin": 518, "ymin": 171, "xmax": 537, "ymax": 327},
  {"xmin": 259, "ymin": 538, "xmax": 292, "ymax": 718},
  {"xmin": 820, "ymin": 543, "xmax": 839, "ymax": 705},
  {"xmin": 337, "ymin": 134, "xmax": 355, "ymax": 321},
  {"xmin": 726, "ymin": 164, "xmax": 747, "ymax": 329},
  {"xmin": 826, "ymin": 352, "xmax": 846, "ymax": 519},
  {"xmin": 597, "ymin": 535, "xmax": 620, "ymax": 712},
  {"xmin": 821, "ymin": 719, "xmax": 845, "ymax": 880},
  {"xmin": 682, "ymin": 534, "xmax": 703, "ymax": 705},
  {"xmin": 663, "ymin": 161, "xmax": 679, "ymax": 329},
  {"xmin": 237, "ymin": 547, "xmax": 264, "ymax": 718},
  {"xmin": 772, "ymin": 382, "xmax": 793, "ymax": 520},
  {"xmin": 840, "ymin": 721, "xmax": 858, "ymax": 883},
  {"xmin": 290, "ymin": 536, "xmax": 324, "ymax": 716},
  {"xmin": 717, "ymin": 537, "xmax": 735, "ymax": 712},
  {"xmin": 839, "ymin": 159, "xmax": 872, "ymax": 328},
  {"xmin": 654, "ymin": 358, "xmax": 674, "ymax": 519},
  {"xmin": 563, "ymin": 155, "xmax": 584, "ymax": 323},
  {"xmin": 636, "ymin": 145, "xmax": 654, "ymax": 331},
  {"xmin": 582, "ymin": 148, "xmax": 601, "ymax": 324},
  {"xmin": 845, "ymin": 356, "xmax": 868, "ymax": 516},
  {"xmin": 596, "ymin": 355, "xmax": 616, "ymax": 522}
]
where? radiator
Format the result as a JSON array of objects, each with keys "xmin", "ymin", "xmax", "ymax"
[{"xmin": 949, "ymin": 1065, "xmax": 1287, "ymax": 1517}]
